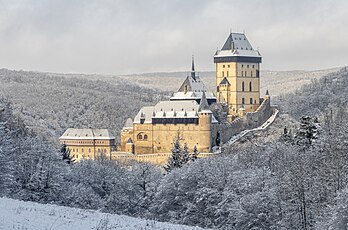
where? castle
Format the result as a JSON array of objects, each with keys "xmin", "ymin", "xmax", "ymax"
[{"xmin": 60, "ymin": 32, "xmax": 274, "ymax": 164}]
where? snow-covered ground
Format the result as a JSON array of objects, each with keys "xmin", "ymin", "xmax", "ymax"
[{"xmin": 0, "ymin": 197, "xmax": 206, "ymax": 230}]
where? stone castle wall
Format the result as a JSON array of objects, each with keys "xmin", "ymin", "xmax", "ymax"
[{"xmin": 219, "ymin": 97, "xmax": 274, "ymax": 144}]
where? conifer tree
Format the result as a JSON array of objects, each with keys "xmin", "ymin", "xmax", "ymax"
[
  {"xmin": 60, "ymin": 144, "xmax": 74, "ymax": 164},
  {"xmin": 165, "ymin": 136, "xmax": 183, "ymax": 172},
  {"xmin": 182, "ymin": 143, "xmax": 191, "ymax": 164},
  {"xmin": 191, "ymin": 145, "xmax": 199, "ymax": 161}
]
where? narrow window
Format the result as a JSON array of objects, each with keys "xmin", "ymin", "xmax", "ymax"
[
  {"xmin": 249, "ymin": 82, "xmax": 252, "ymax": 91},
  {"xmin": 137, "ymin": 134, "xmax": 142, "ymax": 140},
  {"xmin": 144, "ymin": 134, "xmax": 148, "ymax": 140},
  {"xmin": 251, "ymin": 71, "xmax": 253, "ymax": 77},
  {"xmin": 227, "ymin": 71, "xmax": 229, "ymax": 77},
  {"xmin": 222, "ymin": 71, "xmax": 224, "ymax": 77},
  {"xmin": 223, "ymin": 65, "xmax": 225, "ymax": 68},
  {"xmin": 242, "ymin": 82, "xmax": 245, "ymax": 91},
  {"xmin": 242, "ymin": 98, "xmax": 245, "ymax": 105},
  {"xmin": 250, "ymin": 98, "xmax": 253, "ymax": 104}
]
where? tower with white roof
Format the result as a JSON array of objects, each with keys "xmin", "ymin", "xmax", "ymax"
[{"xmin": 214, "ymin": 32, "xmax": 262, "ymax": 120}]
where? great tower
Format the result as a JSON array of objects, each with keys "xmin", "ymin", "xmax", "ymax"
[{"xmin": 214, "ymin": 32, "xmax": 262, "ymax": 120}]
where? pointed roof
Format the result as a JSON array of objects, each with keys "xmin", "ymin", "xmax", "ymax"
[
  {"xmin": 171, "ymin": 57, "xmax": 216, "ymax": 102},
  {"xmin": 198, "ymin": 91, "xmax": 210, "ymax": 112},
  {"xmin": 219, "ymin": 77, "xmax": 230, "ymax": 85},
  {"xmin": 214, "ymin": 32, "xmax": 262, "ymax": 63},
  {"xmin": 123, "ymin": 118, "xmax": 133, "ymax": 128}
]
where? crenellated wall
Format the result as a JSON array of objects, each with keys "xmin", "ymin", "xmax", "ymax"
[{"xmin": 218, "ymin": 96, "xmax": 274, "ymax": 144}]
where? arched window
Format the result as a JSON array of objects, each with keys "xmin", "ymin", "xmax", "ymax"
[
  {"xmin": 249, "ymin": 82, "xmax": 252, "ymax": 91},
  {"xmin": 242, "ymin": 82, "xmax": 245, "ymax": 91},
  {"xmin": 144, "ymin": 134, "xmax": 148, "ymax": 140},
  {"xmin": 137, "ymin": 133, "xmax": 142, "ymax": 140}
]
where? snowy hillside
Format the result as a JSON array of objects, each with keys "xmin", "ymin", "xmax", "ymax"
[{"xmin": 0, "ymin": 197, "xmax": 206, "ymax": 230}]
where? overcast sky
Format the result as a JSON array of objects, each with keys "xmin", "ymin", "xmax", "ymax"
[{"xmin": 0, "ymin": 0, "xmax": 347, "ymax": 75}]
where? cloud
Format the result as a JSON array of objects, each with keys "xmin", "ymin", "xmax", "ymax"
[{"xmin": 0, "ymin": 0, "xmax": 347, "ymax": 74}]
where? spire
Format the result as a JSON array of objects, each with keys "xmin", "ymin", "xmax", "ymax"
[
  {"xmin": 191, "ymin": 55, "xmax": 196, "ymax": 80},
  {"xmin": 198, "ymin": 91, "xmax": 209, "ymax": 112}
]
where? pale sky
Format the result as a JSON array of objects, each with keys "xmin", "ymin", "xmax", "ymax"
[{"xmin": 0, "ymin": 0, "xmax": 347, "ymax": 75}]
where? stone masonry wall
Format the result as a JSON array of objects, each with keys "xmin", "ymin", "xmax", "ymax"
[{"xmin": 219, "ymin": 97, "xmax": 274, "ymax": 144}]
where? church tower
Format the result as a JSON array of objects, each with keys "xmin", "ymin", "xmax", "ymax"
[{"xmin": 214, "ymin": 32, "xmax": 262, "ymax": 120}]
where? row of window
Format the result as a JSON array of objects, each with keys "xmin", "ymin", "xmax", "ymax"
[
  {"xmin": 137, "ymin": 133, "xmax": 148, "ymax": 141},
  {"xmin": 222, "ymin": 64, "xmax": 256, "ymax": 68},
  {"xmin": 62, "ymin": 140, "xmax": 108, "ymax": 144},
  {"xmin": 242, "ymin": 81, "xmax": 252, "ymax": 92},
  {"xmin": 222, "ymin": 71, "xmax": 257, "ymax": 77},
  {"xmin": 241, "ymin": 98, "xmax": 257, "ymax": 105},
  {"xmin": 71, "ymin": 148, "xmax": 108, "ymax": 153}
]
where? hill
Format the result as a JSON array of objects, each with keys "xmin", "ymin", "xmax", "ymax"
[
  {"xmin": 0, "ymin": 197, "xmax": 206, "ymax": 230},
  {"xmin": 0, "ymin": 69, "xmax": 168, "ymax": 143},
  {"xmin": 116, "ymin": 67, "xmax": 341, "ymax": 96}
]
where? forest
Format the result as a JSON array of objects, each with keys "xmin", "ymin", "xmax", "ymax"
[{"xmin": 0, "ymin": 67, "xmax": 348, "ymax": 229}]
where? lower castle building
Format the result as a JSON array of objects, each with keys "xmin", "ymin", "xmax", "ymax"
[{"xmin": 59, "ymin": 128, "xmax": 115, "ymax": 161}]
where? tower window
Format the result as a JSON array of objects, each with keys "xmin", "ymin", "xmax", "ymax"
[
  {"xmin": 242, "ymin": 98, "xmax": 245, "ymax": 105},
  {"xmin": 228, "ymin": 65, "xmax": 230, "ymax": 68},
  {"xmin": 223, "ymin": 65, "xmax": 225, "ymax": 68},
  {"xmin": 253, "ymin": 65, "xmax": 255, "ymax": 68},
  {"xmin": 249, "ymin": 82, "xmax": 252, "ymax": 91},
  {"xmin": 241, "ymin": 71, "xmax": 244, "ymax": 77},
  {"xmin": 137, "ymin": 134, "xmax": 142, "ymax": 140},
  {"xmin": 251, "ymin": 71, "xmax": 253, "ymax": 77},
  {"xmin": 227, "ymin": 71, "xmax": 229, "ymax": 77},
  {"xmin": 242, "ymin": 64, "xmax": 244, "ymax": 68},
  {"xmin": 144, "ymin": 134, "xmax": 148, "ymax": 140},
  {"xmin": 247, "ymin": 65, "xmax": 249, "ymax": 68},
  {"xmin": 250, "ymin": 98, "xmax": 253, "ymax": 104},
  {"xmin": 242, "ymin": 82, "xmax": 245, "ymax": 91},
  {"xmin": 222, "ymin": 71, "xmax": 224, "ymax": 77}
]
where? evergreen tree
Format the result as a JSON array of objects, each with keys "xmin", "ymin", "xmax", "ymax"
[
  {"xmin": 191, "ymin": 145, "xmax": 199, "ymax": 161},
  {"xmin": 182, "ymin": 143, "xmax": 191, "ymax": 164},
  {"xmin": 294, "ymin": 116, "xmax": 319, "ymax": 146},
  {"xmin": 165, "ymin": 136, "xmax": 183, "ymax": 172},
  {"xmin": 60, "ymin": 144, "xmax": 74, "ymax": 164}
]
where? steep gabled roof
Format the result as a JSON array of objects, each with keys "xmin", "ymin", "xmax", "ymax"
[{"xmin": 219, "ymin": 77, "xmax": 230, "ymax": 85}]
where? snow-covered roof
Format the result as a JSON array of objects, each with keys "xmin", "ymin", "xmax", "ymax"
[
  {"xmin": 59, "ymin": 128, "xmax": 115, "ymax": 140},
  {"xmin": 170, "ymin": 75, "xmax": 216, "ymax": 101},
  {"xmin": 133, "ymin": 100, "xmax": 218, "ymax": 124},
  {"xmin": 214, "ymin": 32, "xmax": 261, "ymax": 59}
]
